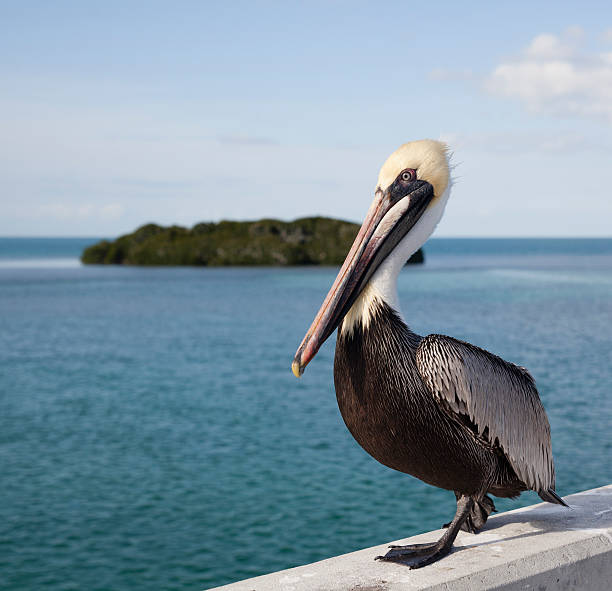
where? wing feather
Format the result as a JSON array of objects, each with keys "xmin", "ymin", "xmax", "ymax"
[{"xmin": 416, "ymin": 334, "xmax": 555, "ymax": 492}]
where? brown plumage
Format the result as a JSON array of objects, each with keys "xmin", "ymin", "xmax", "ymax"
[
  {"xmin": 334, "ymin": 301, "xmax": 565, "ymax": 567},
  {"xmin": 292, "ymin": 140, "xmax": 566, "ymax": 568},
  {"xmin": 335, "ymin": 300, "xmax": 561, "ymax": 502}
]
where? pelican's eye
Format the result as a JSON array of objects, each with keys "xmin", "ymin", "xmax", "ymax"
[{"xmin": 400, "ymin": 169, "xmax": 416, "ymax": 183}]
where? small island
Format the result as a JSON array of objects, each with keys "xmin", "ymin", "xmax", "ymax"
[{"xmin": 81, "ymin": 217, "xmax": 424, "ymax": 266}]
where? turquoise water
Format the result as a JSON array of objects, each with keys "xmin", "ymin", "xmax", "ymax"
[{"xmin": 1, "ymin": 238, "xmax": 611, "ymax": 590}]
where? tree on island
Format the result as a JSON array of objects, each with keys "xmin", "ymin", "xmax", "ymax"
[{"xmin": 81, "ymin": 217, "xmax": 424, "ymax": 266}]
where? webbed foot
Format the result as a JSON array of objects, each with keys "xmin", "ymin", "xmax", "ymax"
[
  {"xmin": 375, "ymin": 541, "xmax": 452, "ymax": 568},
  {"xmin": 376, "ymin": 494, "xmax": 476, "ymax": 569}
]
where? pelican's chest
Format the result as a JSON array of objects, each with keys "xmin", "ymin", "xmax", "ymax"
[{"xmin": 332, "ymin": 303, "xmax": 429, "ymax": 470}]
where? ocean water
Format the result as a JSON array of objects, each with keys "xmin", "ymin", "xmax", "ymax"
[{"xmin": 1, "ymin": 238, "xmax": 611, "ymax": 590}]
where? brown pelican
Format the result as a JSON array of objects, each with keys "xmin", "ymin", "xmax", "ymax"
[{"xmin": 291, "ymin": 140, "xmax": 566, "ymax": 568}]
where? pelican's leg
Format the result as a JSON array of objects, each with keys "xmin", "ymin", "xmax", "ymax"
[
  {"xmin": 443, "ymin": 492, "xmax": 496, "ymax": 533},
  {"xmin": 375, "ymin": 495, "xmax": 474, "ymax": 569}
]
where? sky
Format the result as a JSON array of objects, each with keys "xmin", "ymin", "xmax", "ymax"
[{"xmin": 1, "ymin": 1, "xmax": 611, "ymax": 237}]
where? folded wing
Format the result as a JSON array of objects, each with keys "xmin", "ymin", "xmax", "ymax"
[{"xmin": 416, "ymin": 334, "xmax": 555, "ymax": 493}]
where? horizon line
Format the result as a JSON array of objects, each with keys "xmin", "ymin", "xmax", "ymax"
[{"xmin": 2, "ymin": 235, "xmax": 612, "ymax": 240}]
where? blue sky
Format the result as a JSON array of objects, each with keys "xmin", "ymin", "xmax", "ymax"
[{"xmin": 1, "ymin": 1, "xmax": 611, "ymax": 236}]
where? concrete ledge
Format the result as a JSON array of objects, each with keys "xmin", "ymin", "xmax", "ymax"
[{"xmin": 209, "ymin": 484, "xmax": 612, "ymax": 591}]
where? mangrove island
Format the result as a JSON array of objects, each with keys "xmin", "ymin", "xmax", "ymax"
[{"xmin": 81, "ymin": 217, "xmax": 424, "ymax": 266}]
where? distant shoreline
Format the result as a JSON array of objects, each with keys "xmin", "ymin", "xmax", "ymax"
[
  {"xmin": 2, "ymin": 237, "xmax": 612, "ymax": 270},
  {"xmin": 79, "ymin": 217, "xmax": 425, "ymax": 267},
  {"xmin": 2, "ymin": 235, "xmax": 611, "ymax": 240}
]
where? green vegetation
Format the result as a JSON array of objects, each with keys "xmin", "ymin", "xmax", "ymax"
[{"xmin": 81, "ymin": 217, "xmax": 424, "ymax": 266}]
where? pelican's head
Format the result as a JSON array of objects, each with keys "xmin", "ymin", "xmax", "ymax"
[{"xmin": 292, "ymin": 139, "xmax": 451, "ymax": 377}]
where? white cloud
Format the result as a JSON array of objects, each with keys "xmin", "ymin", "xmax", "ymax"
[{"xmin": 485, "ymin": 28, "xmax": 612, "ymax": 122}]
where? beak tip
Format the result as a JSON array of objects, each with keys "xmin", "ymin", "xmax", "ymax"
[{"xmin": 291, "ymin": 359, "xmax": 304, "ymax": 378}]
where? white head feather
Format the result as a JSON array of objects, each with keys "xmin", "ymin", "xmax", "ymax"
[{"xmin": 342, "ymin": 140, "xmax": 452, "ymax": 335}]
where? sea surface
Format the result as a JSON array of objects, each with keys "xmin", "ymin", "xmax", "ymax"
[{"xmin": 1, "ymin": 237, "xmax": 611, "ymax": 590}]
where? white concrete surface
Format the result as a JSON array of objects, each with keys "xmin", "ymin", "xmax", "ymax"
[{"xmin": 208, "ymin": 484, "xmax": 612, "ymax": 591}]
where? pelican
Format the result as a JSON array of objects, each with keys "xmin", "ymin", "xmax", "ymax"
[{"xmin": 291, "ymin": 140, "xmax": 566, "ymax": 568}]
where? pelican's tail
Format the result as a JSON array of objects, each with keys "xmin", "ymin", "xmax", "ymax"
[{"xmin": 539, "ymin": 488, "xmax": 569, "ymax": 507}]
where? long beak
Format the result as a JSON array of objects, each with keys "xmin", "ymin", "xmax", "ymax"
[{"xmin": 292, "ymin": 180, "xmax": 433, "ymax": 377}]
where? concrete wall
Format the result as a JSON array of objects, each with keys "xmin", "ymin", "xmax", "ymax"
[{"xmin": 208, "ymin": 484, "xmax": 612, "ymax": 591}]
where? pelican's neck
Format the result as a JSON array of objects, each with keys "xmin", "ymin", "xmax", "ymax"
[{"xmin": 340, "ymin": 184, "xmax": 451, "ymax": 337}]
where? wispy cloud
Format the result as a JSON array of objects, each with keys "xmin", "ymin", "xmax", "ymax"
[
  {"xmin": 438, "ymin": 130, "xmax": 611, "ymax": 155},
  {"xmin": 485, "ymin": 27, "xmax": 612, "ymax": 122},
  {"xmin": 35, "ymin": 203, "xmax": 125, "ymax": 221},
  {"xmin": 215, "ymin": 134, "xmax": 279, "ymax": 146},
  {"xmin": 428, "ymin": 68, "xmax": 475, "ymax": 82}
]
